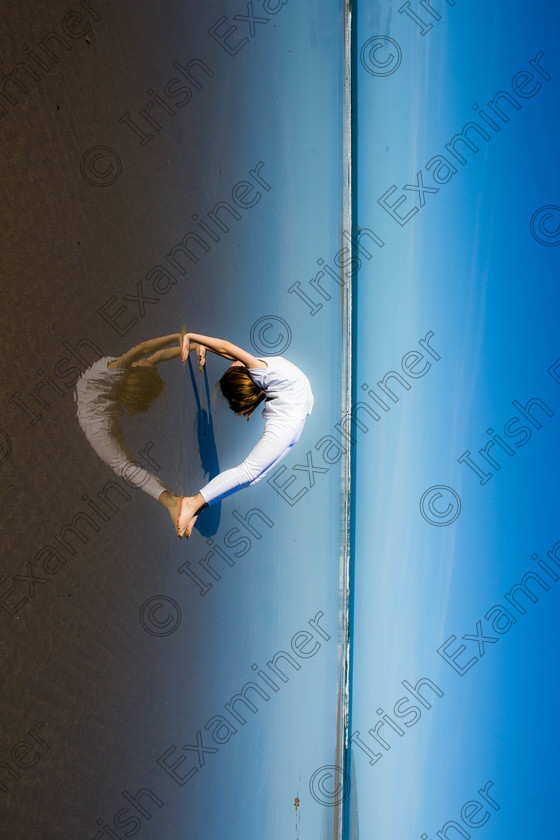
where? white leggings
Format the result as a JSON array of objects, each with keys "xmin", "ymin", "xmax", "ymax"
[{"xmin": 200, "ymin": 419, "xmax": 306, "ymax": 505}]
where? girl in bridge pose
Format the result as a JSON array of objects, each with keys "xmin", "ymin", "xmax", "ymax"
[{"xmin": 175, "ymin": 332, "xmax": 314, "ymax": 538}]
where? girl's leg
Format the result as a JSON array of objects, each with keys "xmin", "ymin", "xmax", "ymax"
[
  {"xmin": 81, "ymin": 421, "xmax": 171, "ymax": 506},
  {"xmin": 176, "ymin": 421, "xmax": 304, "ymax": 537}
]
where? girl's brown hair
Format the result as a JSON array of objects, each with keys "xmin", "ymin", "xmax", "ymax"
[
  {"xmin": 219, "ymin": 367, "xmax": 266, "ymax": 419},
  {"xmin": 118, "ymin": 365, "xmax": 164, "ymax": 415}
]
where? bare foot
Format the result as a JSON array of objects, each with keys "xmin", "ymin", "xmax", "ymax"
[
  {"xmin": 176, "ymin": 495, "xmax": 203, "ymax": 537},
  {"xmin": 158, "ymin": 491, "xmax": 182, "ymax": 529},
  {"xmin": 185, "ymin": 514, "xmax": 198, "ymax": 537}
]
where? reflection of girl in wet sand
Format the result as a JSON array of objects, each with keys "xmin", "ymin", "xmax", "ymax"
[
  {"xmin": 75, "ymin": 332, "xmax": 201, "ymax": 528},
  {"xmin": 175, "ymin": 333, "xmax": 314, "ymax": 538}
]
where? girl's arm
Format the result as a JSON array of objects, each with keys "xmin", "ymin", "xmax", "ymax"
[
  {"xmin": 144, "ymin": 345, "xmax": 182, "ymax": 365},
  {"xmin": 182, "ymin": 333, "xmax": 267, "ymax": 369},
  {"xmin": 146, "ymin": 342, "xmax": 206, "ymax": 374},
  {"xmin": 123, "ymin": 339, "xmax": 206, "ymax": 372},
  {"xmin": 112, "ymin": 333, "xmax": 182, "ymax": 368}
]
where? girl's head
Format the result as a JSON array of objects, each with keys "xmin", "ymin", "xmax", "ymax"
[
  {"xmin": 219, "ymin": 365, "xmax": 265, "ymax": 420},
  {"xmin": 118, "ymin": 364, "xmax": 164, "ymax": 415}
]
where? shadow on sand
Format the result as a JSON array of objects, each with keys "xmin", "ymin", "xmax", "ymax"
[{"xmin": 186, "ymin": 356, "xmax": 221, "ymax": 537}]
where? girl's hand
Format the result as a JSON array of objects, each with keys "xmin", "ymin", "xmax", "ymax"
[
  {"xmin": 181, "ymin": 333, "xmax": 190, "ymax": 364},
  {"xmin": 197, "ymin": 346, "xmax": 206, "ymax": 374}
]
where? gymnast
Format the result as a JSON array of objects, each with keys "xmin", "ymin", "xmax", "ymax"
[
  {"xmin": 75, "ymin": 331, "xmax": 314, "ymax": 537},
  {"xmin": 175, "ymin": 332, "xmax": 314, "ymax": 538}
]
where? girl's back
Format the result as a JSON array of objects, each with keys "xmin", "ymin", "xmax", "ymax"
[{"xmin": 245, "ymin": 356, "xmax": 314, "ymax": 421}]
